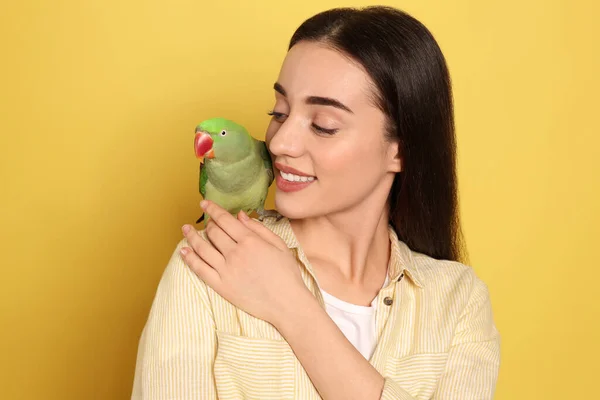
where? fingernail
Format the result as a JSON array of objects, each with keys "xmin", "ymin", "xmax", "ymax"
[
  {"xmin": 180, "ymin": 248, "xmax": 189, "ymax": 255},
  {"xmin": 182, "ymin": 224, "xmax": 191, "ymax": 234},
  {"xmin": 239, "ymin": 210, "xmax": 249, "ymax": 221},
  {"xmin": 200, "ymin": 200, "xmax": 208, "ymax": 209}
]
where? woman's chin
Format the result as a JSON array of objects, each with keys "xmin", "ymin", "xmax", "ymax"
[{"xmin": 274, "ymin": 196, "xmax": 312, "ymax": 220}]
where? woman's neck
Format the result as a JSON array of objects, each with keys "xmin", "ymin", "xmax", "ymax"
[{"xmin": 289, "ymin": 204, "xmax": 391, "ymax": 288}]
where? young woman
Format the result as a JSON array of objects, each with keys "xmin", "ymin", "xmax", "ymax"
[{"xmin": 132, "ymin": 6, "xmax": 500, "ymax": 400}]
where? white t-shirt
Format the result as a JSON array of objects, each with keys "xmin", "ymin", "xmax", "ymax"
[{"xmin": 317, "ymin": 271, "xmax": 390, "ymax": 360}]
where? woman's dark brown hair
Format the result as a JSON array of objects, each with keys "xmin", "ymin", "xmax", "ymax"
[{"xmin": 289, "ymin": 6, "xmax": 467, "ymax": 262}]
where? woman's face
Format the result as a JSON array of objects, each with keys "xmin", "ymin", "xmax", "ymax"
[{"xmin": 266, "ymin": 41, "xmax": 402, "ymax": 219}]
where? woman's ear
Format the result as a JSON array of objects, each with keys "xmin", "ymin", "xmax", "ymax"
[{"xmin": 387, "ymin": 140, "xmax": 403, "ymax": 173}]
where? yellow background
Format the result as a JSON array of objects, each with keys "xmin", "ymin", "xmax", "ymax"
[{"xmin": 1, "ymin": 0, "xmax": 598, "ymax": 398}]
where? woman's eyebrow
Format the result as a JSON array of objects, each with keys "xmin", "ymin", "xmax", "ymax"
[{"xmin": 273, "ymin": 82, "xmax": 354, "ymax": 114}]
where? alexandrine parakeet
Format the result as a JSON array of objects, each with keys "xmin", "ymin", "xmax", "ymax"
[{"xmin": 193, "ymin": 117, "xmax": 279, "ymax": 224}]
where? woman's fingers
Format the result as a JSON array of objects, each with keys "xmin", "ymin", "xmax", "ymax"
[
  {"xmin": 237, "ymin": 211, "xmax": 288, "ymax": 251},
  {"xmin": 205, "ymin": 219, "xmax": 237, "ymax": 257},
  {"xmin": 179, "ymin": 241, "xmax": 221, "ymax": 288},
  {"xmin": 201, "ymin": 200, "xmax": 250, "ymax": 243},
  {"xmin": 182, "ymin": 224, "xmax": 225, "ymax": 268}
]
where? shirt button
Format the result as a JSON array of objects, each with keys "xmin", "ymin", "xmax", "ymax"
[{"xmin": 383, "ymin": 296, "xmax": 393, "ymax": 306}]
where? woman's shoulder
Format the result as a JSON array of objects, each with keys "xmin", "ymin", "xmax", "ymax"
[
  {"xmin": 157, "ymin": 235, "xmax": 213, "ymax": 298},
  {"xmin": 405, "ymin": 246, "xmax": 496, "ymax": 329},
  {"xmin": 407, "ymin": 245, "xmax": 491, "ymax": 299}
]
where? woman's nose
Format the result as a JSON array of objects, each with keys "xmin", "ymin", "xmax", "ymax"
[{"xmin": 268, "ymin": 118, "xmax": 305, "ymax": 157}]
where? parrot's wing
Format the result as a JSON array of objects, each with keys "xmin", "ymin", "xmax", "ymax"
[
  {"xmin": 199, "ymin": 161, "xmax": 208, "ymax": 198},
  {"xmin": 257, "ymin": 140, "xmax": 274, "ymax": 186}
]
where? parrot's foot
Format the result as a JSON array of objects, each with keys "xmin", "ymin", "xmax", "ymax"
[{"xmin": 256, "ymin": 209, "xmax": 284, "ymax": 222}]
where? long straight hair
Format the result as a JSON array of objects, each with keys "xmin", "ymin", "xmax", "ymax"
[{"xmin": 289, "ymin": 6, "xmax": 467, "ymax": 262}]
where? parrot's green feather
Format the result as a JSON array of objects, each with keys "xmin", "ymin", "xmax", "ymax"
[
  {"xmin": 257, "ymin": 140, "xmax": 274, "ymax": 186},
  {"xmin": 199, "ymin": 162, "xmax": 208, "ymax": 198}
]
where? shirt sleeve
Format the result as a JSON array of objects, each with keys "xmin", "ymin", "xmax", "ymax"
[
  {"xmin": 131, "ymin": 237, "xmax": 218, "ymax": 399},
  {"xmin": 432, "ymin": 273, "xmax": 501, "ymax": 399},
  {"xmin": 380, "ymin": 273, "xmax": 501, "ymax": 400}
]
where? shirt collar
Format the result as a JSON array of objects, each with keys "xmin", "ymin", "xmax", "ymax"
[
  {"xmin": 387, "ymin": 225, "xmax": 425, "ymax": 288},
  {"xmin": 263, "ymin": 216, "xmax": 425, "ymax": 289}
]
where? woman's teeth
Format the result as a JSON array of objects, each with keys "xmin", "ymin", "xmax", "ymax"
[{"xmin": 280, "ymin": 170, "xmax": 315, "ymax": 182}]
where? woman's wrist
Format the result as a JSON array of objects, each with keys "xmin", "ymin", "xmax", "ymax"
[{"xmin": 270, "ymin": 286, "xmax": 322, "ymax": 332}]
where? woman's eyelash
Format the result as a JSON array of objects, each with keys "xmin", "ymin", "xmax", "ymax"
[
  {"xmin": 267, "ymin": 110, "xmax": 338, "ymax": 135},
  {"xmin": 311, "ymin": 124, "xmax": 338, "ymax": 135},
  {"xmin": 267, "ymin": 110, "xmax": 286, "ymax": 120}
]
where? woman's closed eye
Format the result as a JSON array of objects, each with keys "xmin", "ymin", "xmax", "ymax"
[
  {"xmin": 267, "ymin": 110, "xmax": 339, "ymax": 135},
  {"xmin": 267, "ymin": 110, "xmax": 287, "ymax": 123},
  {"xmin": 311, "ymin": 124, "xmax": 338, "ymax": 135}
]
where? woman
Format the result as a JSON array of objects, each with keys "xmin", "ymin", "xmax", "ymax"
[{"xmin": 132, "ymin": 5, "xmax": 500, "ymax": 400}]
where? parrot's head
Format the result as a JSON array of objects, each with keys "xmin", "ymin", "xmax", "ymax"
[{"xmin": 194, "ymin": 118, "xmax": 254, "ymax": 163}]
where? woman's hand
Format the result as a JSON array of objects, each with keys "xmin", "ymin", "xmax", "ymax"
[{"xmin": 179, "ymin": 200, "xmax": 309, "ymax": 326}]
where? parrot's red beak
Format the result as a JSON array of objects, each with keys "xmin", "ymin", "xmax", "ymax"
[{"xmin": 194, "ymin": 131, "xmax": 215, "ymax": 161}]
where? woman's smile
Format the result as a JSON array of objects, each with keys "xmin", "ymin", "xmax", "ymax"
[{"xmin": 275, "ymin": 162, "xmax": 317, "ymax": 192}]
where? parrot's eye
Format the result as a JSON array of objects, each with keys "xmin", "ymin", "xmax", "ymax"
[{"xmin": 220, "ymin": 130, "xmax": 227, "ymax": 136}]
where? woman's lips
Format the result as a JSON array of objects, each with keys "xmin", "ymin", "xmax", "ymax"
[
  {"xmin": 273, "ymin": 162, "xmax": 316, "ymax": 192},
  {"xmin": 275, "ymin": 172, "xmax": 316, "ymax": 192},
  {"xmin": 274, "ymin": 162, "xmax": 314, "ymax": 177}
]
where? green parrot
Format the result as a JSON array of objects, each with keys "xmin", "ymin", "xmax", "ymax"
[{"xmin": 193, "ymin": 117, "xmax": 279, "ymax": 224}]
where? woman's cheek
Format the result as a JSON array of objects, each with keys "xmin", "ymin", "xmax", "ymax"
[{"xmin": 266, "ymin": 118, "xmax": 284, "ymax": 143}]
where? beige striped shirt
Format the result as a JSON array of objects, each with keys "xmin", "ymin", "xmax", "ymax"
[{"xmin": 131, "ymin": 216, "xmax": 500, "ymax": 399}]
